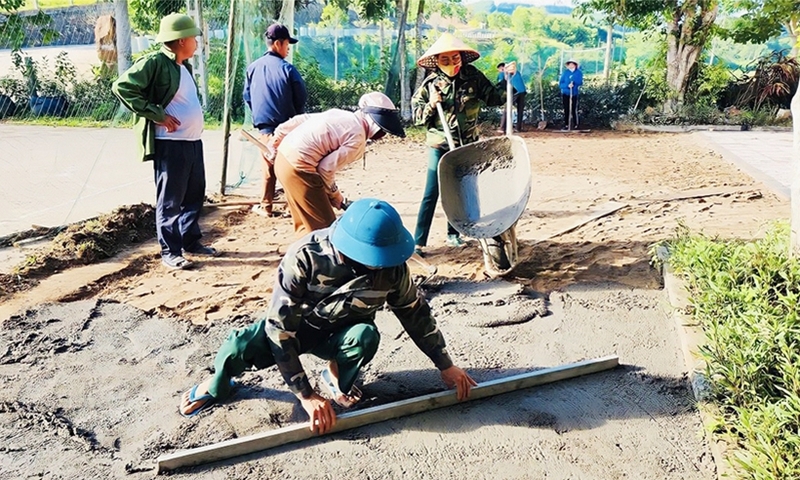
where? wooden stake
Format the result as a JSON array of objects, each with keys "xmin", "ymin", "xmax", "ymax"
[{"xmin": 157, "ymin": 355, "xmax": 619, "ymax": 472}]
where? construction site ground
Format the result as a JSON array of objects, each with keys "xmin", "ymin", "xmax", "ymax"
[{"xmin": 0, "ymin": 130, "xmax": 788, "ymax": 479}]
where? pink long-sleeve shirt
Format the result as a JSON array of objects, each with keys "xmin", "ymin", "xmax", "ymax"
[{"xmin": 271, "ymin": 109, "xmax": 380, "ymax": 189}]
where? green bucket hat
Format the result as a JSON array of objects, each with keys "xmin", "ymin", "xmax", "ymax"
[{"xmin": 155, "ymin": 13, "xmax": 202, "ymax": 43}]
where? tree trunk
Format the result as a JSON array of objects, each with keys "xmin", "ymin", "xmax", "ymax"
[
  {"xmin": 385, "ymin": 0, "xmax": 411, "ymax": 120},
  {"xmin": 662, "ymin": 1, "xmax": 718, "ymax": 113},
  {"xmin": 603, "ymin": 23, "xmax": 613, "ymax": 82},
  {"xmin": 398, "ymin": 0, "xmax": 411, "ymax": 120},
  {"xmin": 114, "ymin": 0, "xmax": 132, "ymax": 74},
  {"xmin": 379, "ymin": 21, "xmax": 384, "ymax": 67},
  {"xmin": 664, "ymin": 39, "xmax": 702, "ymax": 112},
  {"xmin": 414, "ymin": 0, "xmax": 426, "ymax": 91},
  {"xmin": 790, "ymin": 82, "xmax": 800, "ymax": 255}
]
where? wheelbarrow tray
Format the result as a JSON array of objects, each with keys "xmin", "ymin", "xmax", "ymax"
[{"xmin": 438, "ymin": 135, "xmax": 531, "ymax": 239}]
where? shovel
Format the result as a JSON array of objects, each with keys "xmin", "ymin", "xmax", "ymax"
[{"xmin": 433, "ymin": 72, "xmax": 532, "ymax": 277}]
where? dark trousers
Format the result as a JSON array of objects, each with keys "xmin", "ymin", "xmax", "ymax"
[
  {"xmin": 153, "ymin": 139, "xmax": 205, "ymax": 256},
  {"xmin": 415, "ymin": 147, "xmax": 459, "ymax": 247},
  {"xmin": 207, "ymin": 320, "xmax": 380, "ymax": 400},
  {"xmin": 500, "ymin": 92, "xmax": 527, "ymax": 131},
  {"xmin": 561, "ymin": 93, "xmax": 579, "ymax": 129}
]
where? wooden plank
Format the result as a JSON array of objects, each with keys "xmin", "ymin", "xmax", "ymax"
[
  {"xmin": 240, "ymin": 129, "xmax": 271, "ymax": 153},
  {"xmin": 634, "ymin": 186, "xmax": 757, "ymax": 203},
  {"xmin": 157, "ymin": 355, "xmax": 619, "ymax": 472},
  {"xmin": 544, "ymin": 202, "xmax": 627, "ymax": 240}
]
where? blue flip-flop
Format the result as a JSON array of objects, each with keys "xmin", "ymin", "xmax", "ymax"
[
  {"xmin": 320, "ymin": 369, "xmax": 362, "ymax": 408},
  {"xmin": 180, "ymin": 384, "xmax": 216, "ymax": 418},
  {"xmin": 179, "ymin": 380, "xmax": 235, "ymax": 418}
]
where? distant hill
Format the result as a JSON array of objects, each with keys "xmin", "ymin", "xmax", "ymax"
[{"xmin": 471, "ymin": 1, "xmax": 574, "ymax": 15}]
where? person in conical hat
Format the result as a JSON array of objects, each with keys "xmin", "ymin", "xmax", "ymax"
[
  {"xmin": 559, "ymin": 59, "xmax": 583, "ymax": 130},
  {"xmin": 410, "ymin": 32, "xmax": 516, "ymax": 256}
]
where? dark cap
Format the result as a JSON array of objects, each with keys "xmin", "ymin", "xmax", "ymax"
[{"xmin": 266, "ymin": 24, "xmax": 298, "ymax": 44}]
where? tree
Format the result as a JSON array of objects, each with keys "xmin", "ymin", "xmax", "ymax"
[
  {"xmin": 722, "ymin": 0, "xmax": 799, "ymax": 58},
  {"xmin": 115, "ymin": 0, "xmax": 132, "ymax": 74},
  {"xmin": 0, "ymin": 0, "xmax": 57, "ymax": 50},
  {"xmin": 579, "ymin": 0, "xmax": 719, "ymax": 112},
  {"xmin": 384, "ymin": 0, "xmax": 411, "ymax": 119},
  {"xmin": 128, "ymin": 0, "xmax": 182, "ymax": 33},
  {"xmin": 319, "ymin": 4, "xmax": 349, "ymax": 80}
]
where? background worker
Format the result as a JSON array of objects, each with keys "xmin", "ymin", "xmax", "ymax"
[
  {"xmin": 559, "ymin": 59, "xmax": 583, "ymax": 130},
  {"xmin": 179, "ymin": 198, "xmax": 478, "ymax": 434},
  {"xmin": 496, "ymin": 62, "xmax": 527, "ymax": 132},
  {"xmin": 411, "ymin": 33, "xmax": 515, "ymax": 256},
  {"xmin": 265, "ymin": 92, "xmax": 405, "ymax": 237},
  {"xmin": 112, "ymin": 13, "xmax": 217, "ymax": 270},
  {"xmin": 243, "ymin": 23, "xmax": 307, "ymax": 217}
]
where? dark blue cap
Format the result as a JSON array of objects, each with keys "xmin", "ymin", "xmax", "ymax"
[{"xmin": 266, "ymin": 24, "xmax": 298, "ymax": 44}]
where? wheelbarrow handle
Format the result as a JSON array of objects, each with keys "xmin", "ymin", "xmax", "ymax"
[
  {"xmin": 506, "ymin": 69, "xmax": 514, "ymax": 137},
  {"xmin": 430, "ymin": 83, "xmax": 456, "ymax": 151}
]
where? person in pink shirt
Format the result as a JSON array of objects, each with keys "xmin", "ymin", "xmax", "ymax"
[{"xmin": 266, "ymin": 92, "xmax": 405, "ymax": 236}]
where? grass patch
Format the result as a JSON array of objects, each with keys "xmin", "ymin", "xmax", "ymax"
[
  {"xmin": 655, "ymin": 222, "xmax": 800, "ymax": 479},
  {"xmin": 21, "ymin": 0, "xmax": 97, "ymax": 11},
  {"xmin": 0, "ymin": 203, "xmax": 155, "ymax": 298}
]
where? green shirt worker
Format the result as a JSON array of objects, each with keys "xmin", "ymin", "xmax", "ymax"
[
  {"xmin": 179, "ymin": 199, "xmax": 477, "ymax": 434},
  {"xmin": 112, "ymin": 14, "xmax": 218, "ymax": 271}
]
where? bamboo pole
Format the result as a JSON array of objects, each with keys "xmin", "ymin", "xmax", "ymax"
[{"xmin": 219, "ymin": 0, "xmax": 237, "ymax": 196}]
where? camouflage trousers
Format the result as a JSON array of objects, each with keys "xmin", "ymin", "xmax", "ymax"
[{"xmin": 207, "ymin": 319, "xmax": 380, "ymax": 400}]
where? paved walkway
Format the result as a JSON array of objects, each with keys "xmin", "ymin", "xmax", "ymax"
[
  {"xmin": 695, "ymin": 130, "xmax": 794, "ymax": 200},
  {"xmin": 0, "ymin": 125, "xmax": 261, "ymax": 237}
]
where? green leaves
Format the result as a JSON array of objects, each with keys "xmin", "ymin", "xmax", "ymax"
[
  {"xmin": 720, "ymin": 0, "xmax": 799, "ymax": 45},
  {"xmin": 663, "ymin": 222, "xmax": 800, "ymax": 478}
]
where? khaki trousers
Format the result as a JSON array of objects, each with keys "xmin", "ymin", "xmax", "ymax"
[
  {"xmin": 274, "ymin": 153, "xmax": 336, "ymax": 237},
  {"xmin": 259, "ymin": 134, "xmax": 276, "ymax": 212}
]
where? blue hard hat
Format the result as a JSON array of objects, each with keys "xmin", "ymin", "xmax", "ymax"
[{"xmin": 330, "ymin": 199, "xmax": 415, "ymax": 268}]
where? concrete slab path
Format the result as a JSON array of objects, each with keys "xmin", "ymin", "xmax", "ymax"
[
  {"xmin": 695, "ymin": 130, "xmax": 794, "ymax": 199},
  {"xmin": 0, "ymin": 124, "xmax": 262, "ymax": 237}
]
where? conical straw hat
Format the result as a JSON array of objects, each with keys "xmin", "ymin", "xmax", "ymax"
[{"xmin": 417, "ymin": 32, "xmax": 480, "ymax": 69}]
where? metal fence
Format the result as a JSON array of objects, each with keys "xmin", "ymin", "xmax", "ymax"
[{"xmin": 0, "ymin": 0, "xmax": 624, "ymax": 192}]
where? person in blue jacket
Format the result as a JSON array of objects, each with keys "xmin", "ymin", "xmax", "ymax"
[
  {"xmin": 243, "ymin": 24, "xmax": 307, "ymax": 217},
  {"xmin": 496, "ymin": 62, "xmax": 527, "ymax": 132},
  {"xmin": 559, "ymin": 59, "xmax": 583, "ymax": 130}
]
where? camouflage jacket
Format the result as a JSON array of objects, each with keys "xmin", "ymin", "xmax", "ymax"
[
  {"xmin": 264, "ymin": 228, "xmax": 453, "ymax": 397},
  {"xmin": 412, "ymin": 64, "xmax": 505, "ymax": 150}
]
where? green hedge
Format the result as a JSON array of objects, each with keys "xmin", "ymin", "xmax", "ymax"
[{"xmin": 658, "ymin": 223, "xmax": 800, "ymax": 479}]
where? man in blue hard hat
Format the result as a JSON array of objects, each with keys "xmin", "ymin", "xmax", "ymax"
[{"xmin": 179, "ymin": 199, "xmax": 476, "ymax": 434}]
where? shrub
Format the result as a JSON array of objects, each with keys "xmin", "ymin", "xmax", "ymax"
[
  {"xmin": 294, "ymin": 55, "xmax": 383, "ymax": 112},
  {"xmin": 657, "ymin": 223, "xmax": 800, "ymax": 479}
]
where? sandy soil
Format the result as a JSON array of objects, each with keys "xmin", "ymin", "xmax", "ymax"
[{"xmin": 0, "ymin": 131, "xmax": 788, "ymax": 478}]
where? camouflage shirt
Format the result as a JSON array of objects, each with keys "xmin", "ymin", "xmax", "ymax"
[
  {"xmin": 412, "ymin": 64, "xmax": 505, "ymax": 150},
  {"xmin": 265, "ymin": 228, "xmax": 453, "ymax": 397}
]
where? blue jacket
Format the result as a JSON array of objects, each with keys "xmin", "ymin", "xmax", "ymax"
[
  {"xmin": 559, "ymin": 68, "xmax": 583, "ymax": 96},
  {"xmin": 243, "ymin": 51, "xmax": 307, "ymax": 134},
  {"xmin": 496, "ymin": 70, "xmax": 527, "ymax": 95}
]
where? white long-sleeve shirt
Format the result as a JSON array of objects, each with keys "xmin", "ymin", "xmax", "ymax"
[{"xmin": 270, "ymin": 109, "xmax": 380, "ymax": 188}]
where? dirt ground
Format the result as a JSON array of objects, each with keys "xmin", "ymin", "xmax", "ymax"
[{"xmin": 0, "ymin": 131, "xmax": 788, "ymax": 478}]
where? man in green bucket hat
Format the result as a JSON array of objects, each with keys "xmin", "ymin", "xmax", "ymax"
[{"xmin": 113, "ymin": 13, "xmax": 218, "ymax": 271}]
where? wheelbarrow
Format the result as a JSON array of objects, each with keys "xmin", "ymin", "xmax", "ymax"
[{"xmin": 434, "ymin": 78, "xmax": 532, "ymax": 277}]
